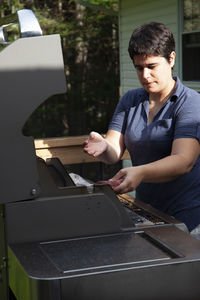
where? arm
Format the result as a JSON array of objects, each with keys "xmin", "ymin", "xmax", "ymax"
[
  {"xmin": 83, "ymin": 130, "xmax": 125, "ymax": 164},
  {"xmin": 112, "ymin": 138, "xmax": 200, "ymax": 194}
]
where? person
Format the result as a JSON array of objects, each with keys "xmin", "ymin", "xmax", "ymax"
[{"xmin": 83, "ymin": 22, "xmax": 200, "ymax": 234}]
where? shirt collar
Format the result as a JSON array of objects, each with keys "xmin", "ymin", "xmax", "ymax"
[{"xmin": 170, "ymin": 76, "xmax": 184, "ymax": 101}]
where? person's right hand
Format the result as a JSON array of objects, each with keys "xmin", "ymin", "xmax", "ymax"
[{"xmin": 83, "ymin": 131, "xmax": 108, "ymax": 157}]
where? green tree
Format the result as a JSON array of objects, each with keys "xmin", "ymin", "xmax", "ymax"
[{"xmin": 1, "ymin": 0, "xmax": 119, "ymax": 138}]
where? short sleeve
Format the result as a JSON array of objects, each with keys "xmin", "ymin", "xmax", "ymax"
[
  {"xmin": 174, "ymin": 90, "xmax": 200, "ymax": 143},
  {"xmin": 108, "ymin": 102, "xmax": 127, "ymax": 133},
  {"xmin": 108, "ymin": 89, "xmax": 142, "ymax": 134}
]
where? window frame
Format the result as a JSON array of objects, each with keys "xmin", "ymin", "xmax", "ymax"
[{"xmin": 178, "ymin": 0, "xmax": 200, "ymax": 91}]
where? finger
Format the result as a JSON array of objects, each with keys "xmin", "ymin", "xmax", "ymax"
[
  {"xmin": 90, "ymin": 131, "xmax": 99, "ymax": 141},
  {"xmin": 113, "ymin": 182, "xmax": 126, "ymax": 193},
  {"xmin": 83, "ymin": 144, "xmax": 90, "ymax": 152},
  {"xmin": 111, "ymin": 169, "xmax": 126, "ymax": 181},
  {"xmin": 113, "ymin": 176, "xmax": 133, "ymax": 193},
  {"xmin": 83, "ymin": 144, "xmax": 89, "ymax": 151},
  {"xmin": 92, "ymin": 150, "xmax": 103, "ymax": 157},
  {"xmin": 114, "ymin": 186, "xmax": 129, "ymax": 194},
  {"xmin": 83, "ymin": 139, "xmax": 89, "ymax": 146},
  {"xmin": 88, "ymin": 150, "xmax": 97, "ymax": 156}
]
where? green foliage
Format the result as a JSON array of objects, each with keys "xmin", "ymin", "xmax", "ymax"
[
  {"xmin": 74, "ymin": 0, "xmax": 118, "ymax": 15},
  {"xmin": 1, "ymin": 0, "xmax": 119, "ymax": 138}
]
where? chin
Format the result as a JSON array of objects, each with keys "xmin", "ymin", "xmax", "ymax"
[
  {"xmin": 144, "ymin": 86, "xmax": 158, "ymax": 93},
  {"xmin": 143, "ymin": 82, "xmax": 155, "ymax": 89}
]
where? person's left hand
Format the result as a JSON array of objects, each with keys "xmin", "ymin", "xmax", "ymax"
[{"xmin": 110, "ymin": 166, "xmax": 144, "ymax": 194}]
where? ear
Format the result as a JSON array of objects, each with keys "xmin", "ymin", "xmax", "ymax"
[{"xmin": 169, "ymin": 51, "xmax": 176, "ymax": 67}]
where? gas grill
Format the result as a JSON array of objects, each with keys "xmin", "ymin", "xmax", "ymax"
[{"xmin": 1, "ymin": 10, "xmax": 200, "ymax": 300}]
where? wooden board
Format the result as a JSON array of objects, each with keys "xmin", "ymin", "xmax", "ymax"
[{"xmin": 34, "ymin": 136, "xmax": 130, "ymax": 165}]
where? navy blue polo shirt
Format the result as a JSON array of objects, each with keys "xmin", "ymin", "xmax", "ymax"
[{"xmin": 109, "ymin": 77, "xmax": 200, "ymax": 231}]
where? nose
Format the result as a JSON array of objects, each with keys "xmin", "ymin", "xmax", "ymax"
[{"xmin": 142, "ymin": 67, "xmax": 150, "ymax": 80}]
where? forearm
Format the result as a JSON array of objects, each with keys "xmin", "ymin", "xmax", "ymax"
[
  {"xmin": 139, "ymin": 154, "xmax": 194, "ymax": 183},
  {"xmin": 98, "ymin": 140, "xmax": 123, "ymax": 164},
  {"xmin": 112, "ymin": 153, "xmax": 195, "ymax": 194},
  {"xmin": 112, "ymin": 138, "xmax": 200, "ymax": 194},
  {"xmin": 140, "ymin": 138, "xmax": 200, "ymax": 183}
]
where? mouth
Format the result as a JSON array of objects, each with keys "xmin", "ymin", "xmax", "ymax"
[
  {"xmin": 144, "ymin": 81, "xmax": 153, "ymax": 85},
  {"xmin": 143, "ymin": 81, "xmax": 155, "ymax": 87}
]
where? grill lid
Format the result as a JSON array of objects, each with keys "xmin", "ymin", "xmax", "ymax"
[{"xmin": 0, "ymin": 11, "xmax": 66, "ymax": 204}]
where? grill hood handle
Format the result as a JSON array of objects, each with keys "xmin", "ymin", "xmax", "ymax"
[{"xmin": 0, "ymin": 9, "xmax": 42, "ymax": 45}]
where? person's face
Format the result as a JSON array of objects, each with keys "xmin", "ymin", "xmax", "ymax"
[{"xmin": 133, "ymin": 52, "xmax": 175, "ymax": 94}]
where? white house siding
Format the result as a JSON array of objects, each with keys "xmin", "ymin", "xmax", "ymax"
[{"xmin": 119, "ymin": 0, "xmax": 179, "ymax": 95}]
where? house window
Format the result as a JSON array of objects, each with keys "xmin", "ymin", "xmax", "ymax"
[{"xmin": 182, "ymin": 0, "xmax": 200, "ymax": 81}]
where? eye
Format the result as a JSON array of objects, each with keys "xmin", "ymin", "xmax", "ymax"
[
  {"xmin": 135, "ymin": 66, "xmax": 143, "ymax": 72},
  {"xmin": 148, "ymin": 66, "xmax": 154, "ymax": 70},
  {"xmin": 148, "ymin": 64, "xmax": 157, "ymax": 69}
]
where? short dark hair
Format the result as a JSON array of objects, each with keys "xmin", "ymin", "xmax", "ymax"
[{"xmin": 128, "ymin": 22, "xmax": 175, "ymax": 62}]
